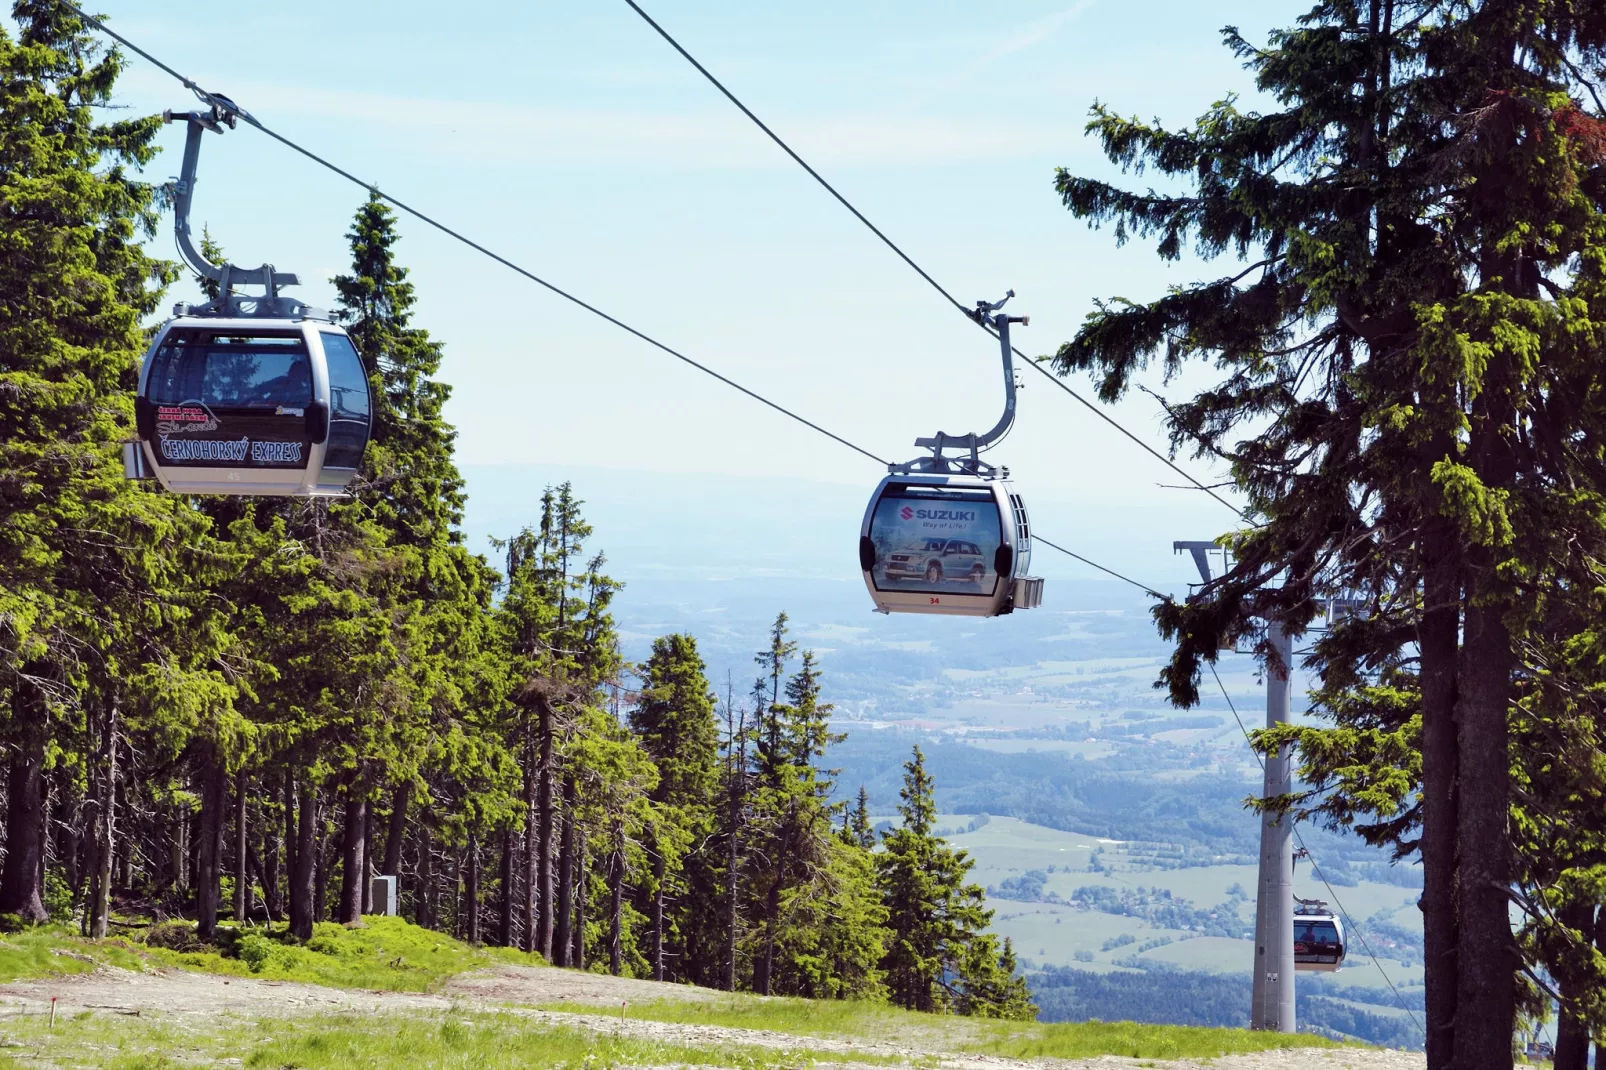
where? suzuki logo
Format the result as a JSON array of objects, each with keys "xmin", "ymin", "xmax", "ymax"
[{"xmin": 900, "ymin": 506, "xmax": 914, "ymax": 520}]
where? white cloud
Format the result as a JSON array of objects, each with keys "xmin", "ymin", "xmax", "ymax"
[{"xmin": 975, "ymin": 3, "xmax": 1095, "ymax": 68}]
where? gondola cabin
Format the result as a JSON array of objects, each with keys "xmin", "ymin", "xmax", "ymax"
[
  {"xmin": 1293, "ymin": 907, "xmax": 1346, "ymax": 972},
  {"xmin": 129, "ymin": 317, "xmax": 371, "ymax": 496},
  {"xmin": 859, "ymin": 473, "xmax": 1042, "ymax": 616}
]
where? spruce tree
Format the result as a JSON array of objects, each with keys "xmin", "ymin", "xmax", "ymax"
[
  {"xmin": 1051, "ymin": 2, "xmax": 1606, "ymax": 1059},
  {"xmin": 747, "ymin": 633, "xmax": 846, "ymax": 995},
  {"xmin": 631, "ymin": 633, "xmax": 720, "ymax": 982},
  {"xmin": 0, "ymin": 1, "xmax": 235, "ymax": 924},
  {"xmin": 322, "ymin": 191, "xmax": 503, "ymax": 930},
  {"xmin": 877, "ymin": 746, "xmax": 993, "ymax": 1014},
  {"xmin": 332, "ymin": 192, "xmax": 464, "ymax": 542},
  {"xmin": 496, "ymin": 484, "xmax": 623, "ymax": 960},
  {"xmin": 953, "ymin": 935, "xmax": 1036, "ymax": 1021},
  {"xmin": 844, "ymin": 786, "xmax": 875, "ymax": 849}
]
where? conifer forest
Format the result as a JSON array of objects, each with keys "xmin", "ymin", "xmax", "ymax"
[
  {"xmin": 0, "ymin": 3, "xmax": 1034, "ymax": 1023},
  {"xmin": 13, "ymin": 0, "xmax": 1606, "ymax": 1066}
]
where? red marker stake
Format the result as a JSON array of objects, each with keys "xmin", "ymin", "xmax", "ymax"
[{"xmin": 49, "ymin": 996, "xmax": 56, "ymax": 1028}]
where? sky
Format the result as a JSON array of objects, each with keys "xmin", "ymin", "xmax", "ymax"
[{"xmin": 94, "ymin": 0, "xmax": 1299, "ymax": 588}]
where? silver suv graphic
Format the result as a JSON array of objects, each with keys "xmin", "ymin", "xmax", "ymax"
[{"xmin": 885, "ymin": 538, "xmax": 987, "ymax": 584}]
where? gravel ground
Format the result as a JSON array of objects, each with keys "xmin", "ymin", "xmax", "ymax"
[{"xmin": 0, "ymin": 965, "xmax": 1427, "ymax": 1070}]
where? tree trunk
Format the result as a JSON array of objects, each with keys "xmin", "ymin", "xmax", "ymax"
[
  {"xmin": 755, "ymin": 871, "xmax": 782, "ymax": 996},
  {"xmin": 249, "ymin": 847, "xmax": 278, "ymax": 922},
  {"xmin": 85, "ymin": 701, "xmax": 118, "ymax": 938},
  {"xmin": 1554, "ymin": 903, "xmax": 1594, "ymax": 1070},
  {"xmin": 340, "ymin": 792, "xmax": 366, "ymax": 924},
  {"xmin": 1417, "ymin": 528, "xmax": 1460, "ymax": 1069},
  {"xmin": 498, "ymin": 829, "xmax": 515, "ymax": 947},
  {"xmin": 116, "ymin": 760, "xmax": 133, "ymax": 891},
  {"xmin": 278, "ymin": 770, "xmax": 294, "ymax": 921},
  {"xmin": 361, "ymin": 801, "xmax": 374, "ymax": 914},
  {"xmin": 1595, "ymin": 905, "xmax": 1606, "ymax": 1070},
  {"xmin": 537, "ymin": 698, "xmax": 555, "ymax": 959},
  {"xmin": 195, "ymin": 750, "xmax": 225, "ymax": 940},
  {"xmin": 314, "ymin": 823, "xmax": 329, "ymax": 923},
  {"xmin": 725, "ymin": 717, "xmax": 746, "ymax": 992},
  {"xmin": 234, "ymin": 768, "xmax": 249, "ymax": 923},
  {"xmin": 609, "ymin": 833, "xmax": 624, "ymax": 976},
  {"xmin": 57, "ymin": 770, "xmax": 79, "ymax": 911},
  {"xmin": 1452, "ymin": 366, "xmax": 1518, "ymax": 1069},
  {"xmin": 264, "ymin": 807, "xmax": 283, "ymax": 922},
  {"xmin": 418, "ymin": 824, "xmax": 434, "ymax": 929},
  {"xmin": 289, "ymin": 780, "xmax": 317, "ymax": 940},
  {"xmin": 572, "ymin": 825, "xmax": 586, "ymax": 970},
  {"xmin": 555, "ymin": 779, "xmax": 575, "ymax": 968},
  {"xmin": 652, "ymin": 845, "xmax": 666, "ymax": 982},
  {"xmin": 523, "ymin": 744, "xmax": 538, "ymax": 953},
  {"xmin": 0, "ymin": 711, "xmax": 49, "ymax": 923},
  {"xmin": 173, "ymin": 806, "xmax": 189, "ymax": 897},
  {"xmin": 38, "ymin": 768, "xmax": 51, "ymax": 910},
  {"xmin": 382, "ymin": 782, "xmax": 409, "ymax": 878},
  {"xmin": 1452, "ymin": 595, "xmax": 1514, "ymax": 1066},
  {"xmin": 464, "ymin": 835, "xmax": 480, "ymax": 944},
  {"xmin": 726, "ymin": 826, "xmax": 739, "ymax": 990}
]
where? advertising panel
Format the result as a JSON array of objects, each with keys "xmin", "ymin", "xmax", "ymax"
[
  {"xmin": 869, "ymin": 485, "xmax": 1002, "ymax": 595},
  {"xmin": 147, "ymin": 333, "xmax": 313, "ymax": 469}
]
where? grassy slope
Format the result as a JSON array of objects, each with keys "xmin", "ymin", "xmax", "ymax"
[
  {"xmin": 545, "ymin": 994, "xmax": 1342, "ymax": 1061},
  {"xmin": 0, "ymin": 1009, "xmax": 891, "ymax": 1070},
  {"xmin": 0, "ymin": 919, "xmax": 1342, "ymax": 1064},
  {"xmin": 0, "ymin": 916, "xmax": 543, "ymax": 992}
]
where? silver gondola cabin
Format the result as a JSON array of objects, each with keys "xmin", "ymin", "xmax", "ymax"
[
  {"xmin": 125, "ymin": 98, "xmax": 371, "ymax": 496},
  {"xmin": 1293, "ymin": 898, "xmax": 1347, "ymax": 972},
  {"xmin": 859, "ymin": 293, "xmax": 1043, "ymax": 617}
]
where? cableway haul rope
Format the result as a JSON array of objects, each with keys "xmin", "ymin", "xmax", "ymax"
[
  {"xmin": 65, "ymin": 0, "xmax": 1122, "ymax": 595},
  {"xmin": 1208, "ymin": 663, "xmax": 1425, "ymax": 1031},
  {"xmin": 62, "ymin": 3, "xmax": 888, "ymax": 472},
  {"xmin": 70, "ymin": 3, "xmax": 1413, "ymax": 1015},
  {"xmin": 620, "ymin": 8, "xmax": 1427, "ymax": 1020},
  {"xmin": 66, "ymin": 5, "xmax": 1210, "ymax": 596},
  {"xmin": 620, "ymin": 0, "xmax": 1248, "ymax": 522}
]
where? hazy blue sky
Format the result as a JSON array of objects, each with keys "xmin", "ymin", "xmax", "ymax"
[{"xmin": 98, "ymin": 0, "xmax": 1298, "ymax": 585}]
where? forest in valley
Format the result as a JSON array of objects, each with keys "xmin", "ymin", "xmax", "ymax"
[{"xmin": 0, "ymin": 7, "xmax": 1035, "ymax": 1019}]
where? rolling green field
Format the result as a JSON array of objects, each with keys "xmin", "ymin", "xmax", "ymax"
[{"xmin": 935, "ymin": 814, "xmax": 1427, "ymax": 1001}]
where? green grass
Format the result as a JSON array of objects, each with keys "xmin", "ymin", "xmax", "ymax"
[
  {"xmin": 0, "ymin": 927, "xmax": 152, "ymax": 984},
  {"xmin": 0, "ymin": 1009, "xmax": 874, "ymax": 1069},
  {"xmin": 0, "ymin": 915, "xmax": 544, "ymax": 992},
  {"xmin": 545, "ymin": 994, "xmax": 1344, "ymax": 1060}
]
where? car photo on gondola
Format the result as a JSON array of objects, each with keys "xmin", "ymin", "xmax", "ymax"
[{"xmin": 883, "ymin": 537, "xmax": 989, "ymax": 586}]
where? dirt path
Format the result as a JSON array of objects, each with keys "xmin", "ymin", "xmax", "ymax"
[
  {"xmin": 0, "ymin": 965, "xmax": 1426, "ymax": 1070},
  {"xmin": 442, "ymin": 964, "xmax": 720, "ymax": 1007}
]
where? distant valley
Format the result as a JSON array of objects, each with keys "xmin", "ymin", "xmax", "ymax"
[{"xmin": 461, "ymin": 463, "xmax": 1425, "ymax": 1046}]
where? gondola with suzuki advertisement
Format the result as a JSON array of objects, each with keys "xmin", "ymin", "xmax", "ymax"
[{"xmin": 858, "ymin": 294, "xmax": 1042, "ymax": 617}]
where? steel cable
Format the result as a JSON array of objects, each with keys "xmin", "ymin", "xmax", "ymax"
[
  {"xmin": 620, "ymin": 0, "xmax": 1250, "ymax": 522},
  {"xmin": 63, "ymin": 4, "xmax": 890, "ymax": 471},
  {"xmin": 65, "ymin": 8, "xmax": 1414, "ymax": 1028},
  {"xmin": 1208, "ymin": 662, "xmax": 1426, "ymax": 1035}
]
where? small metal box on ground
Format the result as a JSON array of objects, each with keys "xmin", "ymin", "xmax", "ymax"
[{"xmin": 371, "ymin": 875, "xmax": 398, "ymax": 917}]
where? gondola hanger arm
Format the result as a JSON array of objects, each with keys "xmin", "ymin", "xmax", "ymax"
[
  {"xmin": 903, "ymin": 291, "xmax": 1026, "ymax": 475},
  {"xmin": 162, "ymin": 96, "xmax": 306, "ymax": 317}
]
